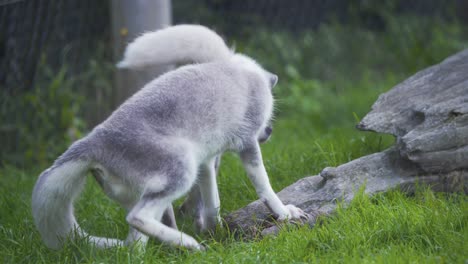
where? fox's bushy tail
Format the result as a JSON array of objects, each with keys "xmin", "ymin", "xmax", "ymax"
[
  {"xmin": 32, "ymin": 157, "xmax": 89, "ymax": 249},
  {"xmin": 32, "ymin": 141, "xmax": 121, "ymax": 249},
  {"xmin": 117, "ymin": 24, "xmax": 232, "ymax": 69}
]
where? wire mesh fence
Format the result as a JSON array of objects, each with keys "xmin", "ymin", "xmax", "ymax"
[
  {"xmin": 0, "ymin": 0, "xmax": 110, "ymax": 93},
  {"xmin": 0, "ymin": 0, "xmax": 466, "ymax": 166},
  {"xmin": 173, "ymin": 0, "xmax": 466, "ymax": 34},
  {"xmin": 1, "ymin": 0, "xmax": 465, "ymax": 92}
]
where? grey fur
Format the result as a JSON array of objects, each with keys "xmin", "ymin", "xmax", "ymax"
[
  {"xmin": 33, "ymin": 61, "xmax": 273, "ymax": 247},
  {"xmin": 31, "ymin": 25, "xmax": 306, "ymax": 250},
  {"xmin": 86, "ymin": 62, "xmax": 270, "ymax": 188}
]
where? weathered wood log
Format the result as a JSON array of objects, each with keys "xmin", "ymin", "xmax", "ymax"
[{"xmin": 225, "ymin": 49, "xmax": 468, "ymax": 237}]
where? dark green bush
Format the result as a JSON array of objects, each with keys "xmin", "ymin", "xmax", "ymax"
[
  {"xmin": 1, "ymin": 57, "xmax": 86, "ymax": 167},
  {"xmin": 234, "ymin": 15, "xmax": 466, "ymax": 119},
  {"xmin": 1, "ymin": 13, "xmax": 466, "ymax": 168}
]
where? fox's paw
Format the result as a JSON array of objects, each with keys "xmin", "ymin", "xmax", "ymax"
[
  {"xmin": 180, "ymin": 235, "xmax": 205, "ymax": 251},
  {"xmin": 277, "ymin": 204, "xmax": 309, "ymax": 222}
]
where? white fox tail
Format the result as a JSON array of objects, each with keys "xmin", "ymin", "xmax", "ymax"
[
  {"xmin": 32, "ymin": 144, "xmax": 122, "ymax": 249},
  {"xmin": 32, "ymin": 159, "xmax": 89, "ymax": 249},
  {"xmin": 117, "ymin": 24, "xmax": 233, "ymax": 69}
]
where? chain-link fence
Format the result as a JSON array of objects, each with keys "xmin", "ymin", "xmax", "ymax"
[
  {"xmin": 174, "ymin": 0, "xmax": 466, "ymax": 34},
  {"xmin": 1, "ymin": 0, "xmax": 465, "ymax": 92},
  {"xmin": 0, "ymin": 0, "xmax": 110, "ymax": 93},
  {"xmin": 0, "ymin": 0, "xmax": 466, "ymax": 166}
]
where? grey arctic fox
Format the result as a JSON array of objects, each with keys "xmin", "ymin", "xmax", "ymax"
[{"xmin": 32, "ymin": 24, "xmax": 307, "ymax": 250}]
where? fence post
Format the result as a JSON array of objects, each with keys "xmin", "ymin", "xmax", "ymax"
[{"xmin": 110, "ymin": 0, "xmax": 172, "ymax": 108}]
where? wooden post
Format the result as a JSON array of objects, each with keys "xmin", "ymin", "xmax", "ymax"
[{"xmin": 111, "ymin": 0, "xmax": 172, "ymax": 108}]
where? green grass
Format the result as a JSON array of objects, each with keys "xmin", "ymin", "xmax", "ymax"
[
  {"xmin": 1, "ymin": 14, "xmax": 467, "ymax": 264},
  {"xmin": 0, "ymin": 165, "xmax": 466, "ymax": 263},
  {"xmin": 0, "ymin": 79, "xmax": 466, "ymax": 262}
]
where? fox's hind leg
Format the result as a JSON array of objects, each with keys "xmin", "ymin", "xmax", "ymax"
[
  {"xmin": 124, "ymin": 226, "xmax": 148, "ymax": 252},
  {"xmin": 197, "ymin": 156, "xmax": 221, "ymax": 231},
  {"xmin": 125, "ymin": 158, "xmax": 203, "ymax": 250},
  {"xmin": 126, "ymin": 195, "xmax": 202, "ymax": 250},
  {"xmin": 162, "ymin": 204, "xmax": 177, "ymax": 229},
  {"xmin": 179, "ymin": 155, "xmax": 222, "ymax": 232},
  {"xmin": 87, "ymin": 235, "xmax": 125, "ymax": 248},
  {"xmin": 124, "ymin": 207, "xmax": 176, "ymax": 249},
  {"xmin": 179, "ymin": 184, "xmax": 203, "ymax": 219}
]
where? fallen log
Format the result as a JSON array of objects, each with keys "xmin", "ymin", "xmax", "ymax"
[{"xmin": 225, "ymin": 49, "xmax": 468, "ymax": 237}]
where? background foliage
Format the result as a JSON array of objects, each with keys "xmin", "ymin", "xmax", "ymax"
[
  {"xmin": 1, "ymin": 0, "xmax": 466, "ymax": 167},
  {"xmin": 0, "ymin": 1, "xmax": 467, "ymax": 263}
]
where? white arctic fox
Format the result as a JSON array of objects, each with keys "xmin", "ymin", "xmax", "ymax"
[{"xmin": 32, "ymin": 24, "xmax": 307, "ymax": 250}]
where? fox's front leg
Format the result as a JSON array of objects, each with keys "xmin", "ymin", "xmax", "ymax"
[{"xmin": 240, "ymin": 142, "xmax": 307, "ymax": 221}]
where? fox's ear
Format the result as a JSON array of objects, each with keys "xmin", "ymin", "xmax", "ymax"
[{"xmin": 266, "ymin": 71, "xmax": 278, "ymax": 88}]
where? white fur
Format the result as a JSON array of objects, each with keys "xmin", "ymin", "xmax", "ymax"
[
  {"xmin": 32, "ymin": 161, "xmax": 88, "ymax": 249},
  {"xmin": 32, "ymin": 161, "xmax": 129, "ymax": 249},
  {"xmin": 32, "ymin": 24, "xmax": 307, "ymax": 251},
  {"xmin": 197, "ymin": 157, "xmax": 221, "ymax": 231},
  {"xmin": 117, "ymin": 24, "xmax": 232, "ymax": 69}
]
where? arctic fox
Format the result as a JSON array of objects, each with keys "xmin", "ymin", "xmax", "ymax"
[{"xmin": 32, "ymin": 24, "xmax": 307, "ymax": 250}]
